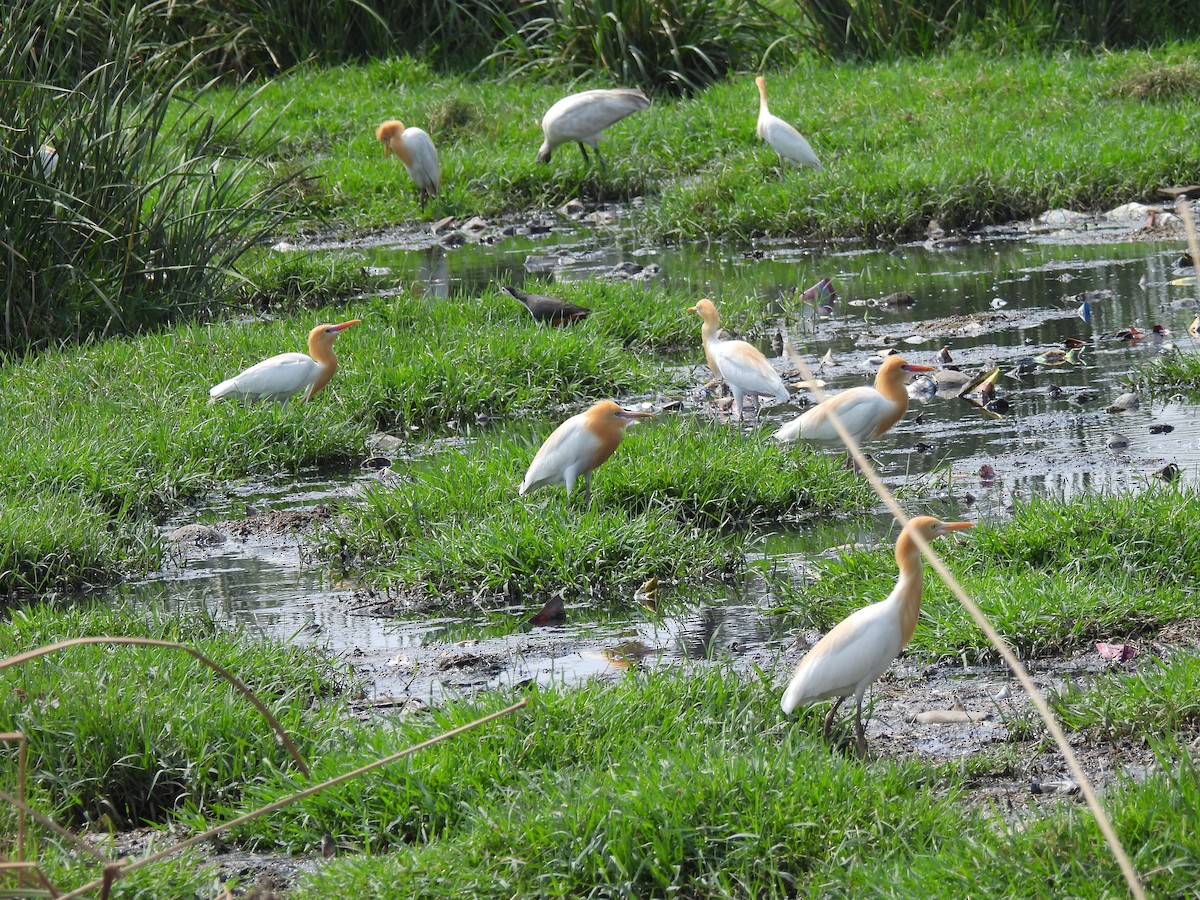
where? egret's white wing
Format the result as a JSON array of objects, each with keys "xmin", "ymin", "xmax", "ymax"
[
  {"xmin": 710, "ymin": 340, "xmax": 790, "ymax": 402},
  {"xmin": 209, "ymin": 352, "xmax": 318, "ymax": 403},
  {"xmin": 520, "ymin": 413, "xmax": 604, "ymax": 495},
  {"xmin": 761, "ymin": 115, "xmax": 822, "ymax": 170},
  {"xmin": 781, "ymin": 602, "xmax": 901, "ymax": 713}
]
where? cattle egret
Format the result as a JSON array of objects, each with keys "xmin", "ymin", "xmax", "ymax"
[
  {"xmin": 775, "ymin": 355, "xmax": 934, "ymax": 445},
  {"xmin": 519, "ymin": 400, "xmax": 652, "ymax": 505},
  {"xmin": 781, "ymin": 515, "xmax": 974, "ymax": 756},
  {"xmin": 376, "ymin": 120, "xmax": 440, "ymax": 204},
  {"xmin": 537, "ymin": 88, "xmax": 651, "ymax": 165},
  {"xmin": 35, "ymin": 144, "xmax": 58, "ymax": 177},
  {"xmin": 755, "ymin": 76, "xmax": 822, "ymax": 171},
  {"xmin": 688, "ymin": 298, "xmax": 791, "ymax": 420},
  {"xmin": 209, "ymin": 320, "xmax": 361, "ymax": 405},
  {"xmin": 502, "ymin": 285, "xmax": 591, "ymax": 325}
]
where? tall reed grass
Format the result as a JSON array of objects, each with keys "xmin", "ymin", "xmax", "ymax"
[
  {"xmin": 1, "ymin": 0, "xmax": 297, "ymax": 353},
  {"xmin": 791, "ymin": 0, "xmax": 1200, "ymax": 61},
  {"xmin": 488, "ymin": 0, "xmax": 784, "ymax": 94}
]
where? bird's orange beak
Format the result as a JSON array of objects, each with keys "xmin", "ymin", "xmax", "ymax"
[
  {"xmin": 685, "ymin": 306, "xmax": 698, "ymax": 314},
  {"xmin": 902, "ymin": 363, "xmax": 936, "ymax": 372},
  {"xmin": 941, "ymin": 521, "xmax": 974, "ymax": 531},
  {"xmin": 618, "ymin": 409, "xmax": 654, "ymax": 419},
  {"xmin": 332, "ymin": 319, "xmax": 361, "ymax": 331}
]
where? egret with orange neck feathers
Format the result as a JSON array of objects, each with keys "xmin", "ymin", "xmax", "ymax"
[
  {"xmin": 688, "ymin": 298, "xmax": 791, "ymax": 420},
  {"xmin": 209, "ymin": 320, "xmax": 361, "ymax": 405},
  {"xmin": 755, "ymin": 76, "xmax": 822, "ymax": 171},
  {"xmin": 781, "ymin": 515, "xmax": 974, "ymax": 756},
  {"xmin": 376, "ymin": 120, "xmax": 440, "ymax": 204},
  {"xmin": 519, "ymin": 400, "xmax": 653, "ymax": 505},
  {"xmin": 775, "ymin": 354, "xmax": 934, "ymax": 445}
]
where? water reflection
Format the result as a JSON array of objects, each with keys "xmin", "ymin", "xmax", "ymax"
[{"xmin": 121, "ymin": 221, "xmax": 1200, "ymax": 700}]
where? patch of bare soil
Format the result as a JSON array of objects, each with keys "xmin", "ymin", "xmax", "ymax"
[{"xmin": 224, "ymin": 506, "xmax": 334, "ymax": 539}]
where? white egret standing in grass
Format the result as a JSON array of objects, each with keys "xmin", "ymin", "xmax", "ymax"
[
  {"xmin": 755, "ymin": 75, "xmax": 822, "ymax": 171},
  {"xmin": 376, "ymin": 120, "xmax": 440, "ymax": 204},
  {"xmin": 209, "ymin": 320, "xmax": 361, "ymax": 405},
  {"xmin": 781, "ymin": 515, "xmax": 974, "ymax": 756},
  {"xmin": 687, "ymin": 298, "xmax": 791, "ymax": 420},
  {"xmin": 775, "ymin": 354, "xmax": 933, "ymax": 446},
  {"xmin": 519, "ymin": 400, "xmax": 653, "ymax": 505},
  {"xmin": 536, "ymin": 88, "xmax": 651, "ymax": 166}
]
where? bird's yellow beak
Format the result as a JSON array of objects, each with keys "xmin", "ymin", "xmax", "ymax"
[
  {"xmin": 619, "ymin": 409, "xmax": 654, "ymax": 419},
  {"xmin": 901, "ymin": 363, "xmax": 937, "ymax": 373},
  {"xmin": 685, "ymin": 306, "xmax": 697, "ymax": 314},
  {"xmin": 941, "ymin": 521, "xmax": 974, "ymax": 531},
  {"xmin": 332, "ymin": 319, "xmax": 361, "ymax": 331}
]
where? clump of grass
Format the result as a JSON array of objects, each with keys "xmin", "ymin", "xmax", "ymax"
[
  {"xmin": 0, "ymin": 491, "xmax": 156, "ymax": 597},
  {"xmin": 1111, "ymin": 60, "xmax": 1200, "ymax": 101},
  {"xmin": 606, "ymin": 417, "xmax": 874, "ymax": 525},
  {"xmin": 233, "ymin": 249, "xmax": 386, "ymax": 314},
  {"xmin": 1141, "ymin": 351, "xmax": 1200, "ymax": 394},
  {"xmin": 325, "ymin": 428, "xmax": 740, "ymax": 600},
  {"xmin": 1047, "ymin": 653, "xmax": 1200, "ymax": 741},
  {"xmin": 0, "ymin": 602, "xmax": 351, "ymax": 828},
  {"xmin": 776, "ymin": 489, "xmax": 1200, "ymax": 660}
]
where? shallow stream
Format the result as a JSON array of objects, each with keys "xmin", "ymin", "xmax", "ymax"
[{"xmin": 122, "ymin": 205, "xmax": 1200, "ymax": 708}]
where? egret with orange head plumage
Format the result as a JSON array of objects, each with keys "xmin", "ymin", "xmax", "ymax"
[
  {"xmin": 688, "ymin": 298, "xmax": 791, "ymax": 420},
  {"xmin": 781, "ymin": 515, "xmax": 974, "ymax": 756},
  {"xmin": 376, "ymin": 120, "xmax": 440, "ymax": 204},
  {"xmin": 775, "ymin": 354, "xmax": 934, "ymax": 446},
  {"xmin": 209, "ymin": 320, "xmax": 361, "ymax": 405},
  {"xmin": 519, "ymin": 400, "xmax": 653, "ymax": 506}
]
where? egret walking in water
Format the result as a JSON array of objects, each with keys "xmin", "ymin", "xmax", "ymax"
[
  {"xmin": 376, "ymin": 120, "xmax": 440, "ymax": 204},
  {"xmin": 209, "ymin": 320, "xmax": 361, "ymax": 405},
  {"xmin": 755, "ymin": 76, "xmax": 822, "ymax": 171},
  {"xmin": 781, "ymin": 515, "xmax": 974, "ymax": 757},
  {"xmin": 537, "ymin": 88, "xmax": 651, "ymax": 166},
  {"xmin": 775, "ymin": 355, "xmax": 933, "ymax": 446},
  {"xmin": 688, "ymin": 298, "xmax": 791, "ymax": 420},
  {"xmin": 519, "ymin": 400, "xmax": 653, "ymax": 505}
]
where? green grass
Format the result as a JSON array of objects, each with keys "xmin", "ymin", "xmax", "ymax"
[
  {"xmin": 1141, "ymin": 349, "xmax": 1200, "ymax": 395},
  {"xmin": 210, "ymin": 669, "xmax": 1199, "ymax": 898},
  {"xmin": 185, "ymin": 46, "xmax": 1200, "ymax": 242},
  {"xmin": 0, "ymin": 603, "xmax": 351, "ymax": 829},
  {"xmin": 1048, "ymin": 652, "xmax": 1200, "ymax": 741},
  {"xmin": 775, "ymin": 489, "xmax": 1200, "ymax": 660},
  {"xmin": 325, "ymin": 416, "xmax": 870, "ymax": 600},
  {"xmin": 8, "ymin": 610, "xmax": 1200, "ymax": 897}
]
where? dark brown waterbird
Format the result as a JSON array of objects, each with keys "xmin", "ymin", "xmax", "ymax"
[{"xmin": 503, "ymin": 285, "xmax": 591, "ymax": 325}]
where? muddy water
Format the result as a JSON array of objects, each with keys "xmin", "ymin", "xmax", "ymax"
[{"xmin": 130, "ymin": 213, "xmax": 1200, "ymax": 706}]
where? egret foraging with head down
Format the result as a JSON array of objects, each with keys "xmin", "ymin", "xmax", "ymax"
[
  {"xmin": 755, "ymin": 76, "xmax": 822, "ymax": 171},
  {"xmin": 537, "ymin": 88, "xmax": 651, "ymax": 166},
  {"xmin": 687, "ymin": 298, "xmax": 791, "ymax": 420},
  {"xmin": 209, "ymin": 320, "xmax": 361, "ymax": 405},
  {"xmin": 775, "ymin": 354, "xmax": 934, "ymax": 446},
  {"xmin": 781, "ymin": 515, "xmax": 974, "ymax": 756},
  {"xmin": 519, "ymin": 400, "xmax": 653, "ymax": 505},
  {"xmin": 376, "ymin": 120, "xmax": 440, "ymax": 204}
]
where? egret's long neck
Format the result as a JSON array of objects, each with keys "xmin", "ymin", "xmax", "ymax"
[
  {"xmin": 756, "ymin": 81, "xmax": 769, "ymax": 117},
  {"xmin": 891, "ymin": 529, "xmax": 926, "ymax": 646},
  {"xmin": 699, "ymin": 312, "xmax": 722, "ymax": 377},
  {"xmin": 306, "ymin": 335, "xmax": 339, "ymax": 397}
]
